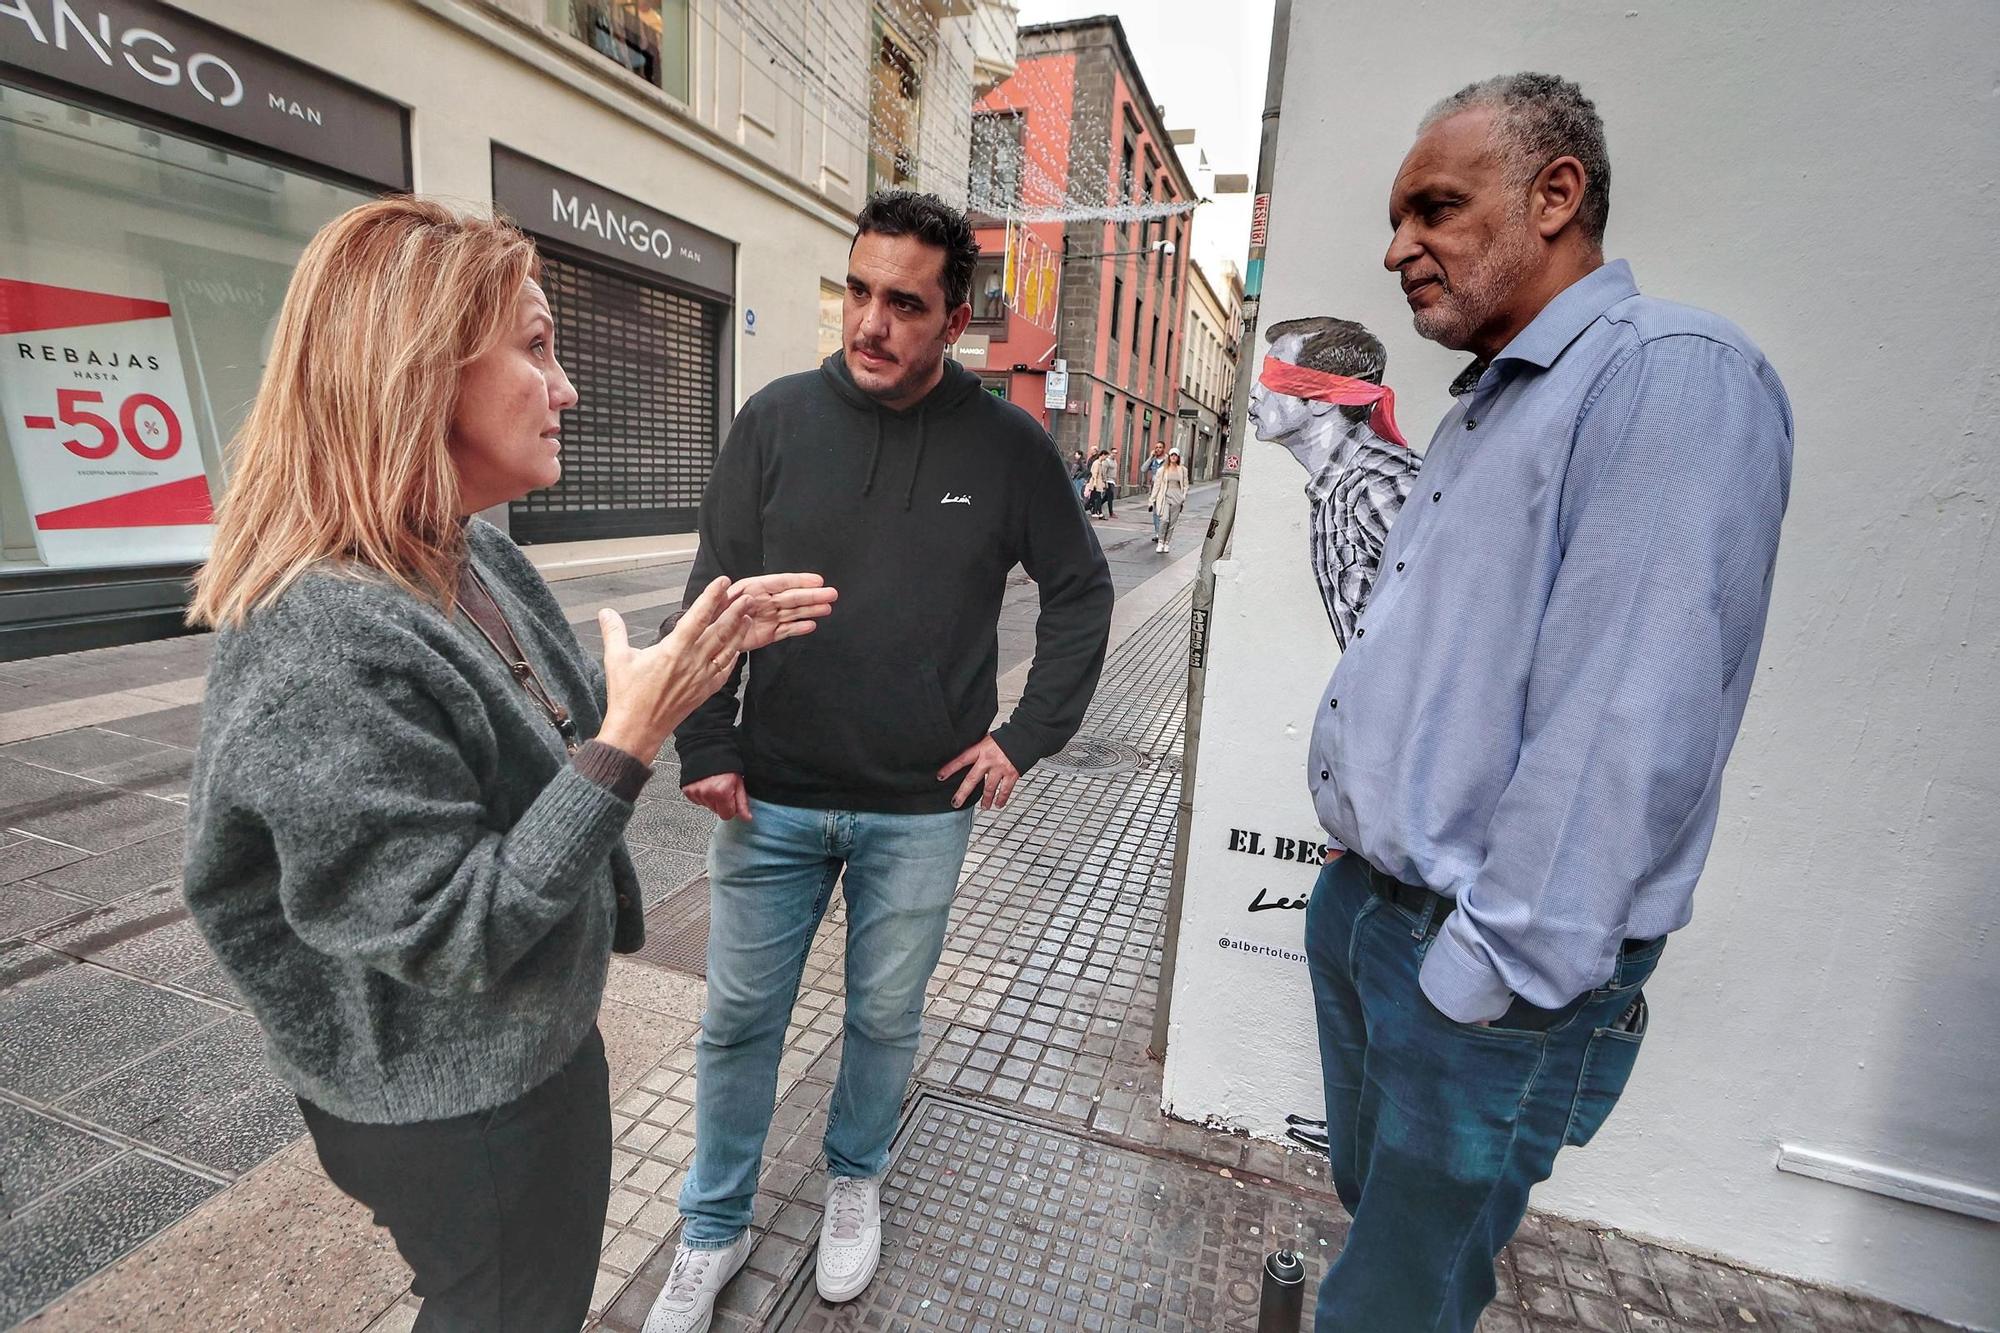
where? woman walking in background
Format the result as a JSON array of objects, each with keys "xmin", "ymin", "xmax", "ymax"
[
  {"xmin": 1150, "ymin": 447, "xmax": 1190, "ymax": 554},
  {"xmin": 1088, "ymin": 448, "xmax": 1118, "ymax": 520},
  {"xmin": 181, "ymin": 198, "xmax": 834, "ymax": 1332}
]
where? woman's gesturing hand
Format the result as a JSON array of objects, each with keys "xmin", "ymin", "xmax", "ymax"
[
  {"xmin": 725, "ymin": 573, "xmax": 838, "ymax": 652},
  {"xmin": 596, "ymin": 574, "xmax": 836, "ymax": 762}
]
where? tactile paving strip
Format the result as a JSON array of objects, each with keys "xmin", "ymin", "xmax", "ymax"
[{"xmin": 767, "ymin": 1092, "xmax": 1340, "ymax": 1333}]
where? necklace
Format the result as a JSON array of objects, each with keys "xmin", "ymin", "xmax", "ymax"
[{"xmin": 456, "ymin": 565, "xmax": 580, "ymax": 755}]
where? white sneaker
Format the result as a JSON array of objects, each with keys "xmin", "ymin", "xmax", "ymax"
[
  {"xmin": 642, "ymin": 1230, "xmax": 751, "ymax": 1333},
  {"xmin": 815, "ymin": 1174, "xmax": 882, "ymax": 1302}
]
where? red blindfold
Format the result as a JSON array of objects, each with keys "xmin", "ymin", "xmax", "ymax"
[{"xmin": 1257, "ymin": 356, "xmax": 1408, "ymax": 448}]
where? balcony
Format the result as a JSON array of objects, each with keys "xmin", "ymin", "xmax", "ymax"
[{"xmin": 966, "ymin": 0, "xmax": 1020, "ymax": 92}]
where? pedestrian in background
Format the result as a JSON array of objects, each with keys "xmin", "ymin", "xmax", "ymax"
[
  {"xmin": 1149, "ymin": 447, "xmax": 1189, "ymax": 554},
  {"xmin": 1304, "ymin": 74, "xmax": 1792, "ymax": 1332},
  {"xmin": 1070, "ymin": 448, "xmax": 1089, "ymax": 504},
  {"xmin": 1141, "ymin": 437, "xmax": 1169, "ymax": 538},
  {"xmin": 1088, "ymin": 448, "xmax": 1118, "ymax": 519},
  {"xmin": 180, "ymin": 198, "xmax": 833, "ymax": 1333}
]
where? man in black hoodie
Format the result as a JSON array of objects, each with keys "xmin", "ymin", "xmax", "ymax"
[{"xmin": 646, "ymin": 192, "xmax": 1112, "ymax": 1333}]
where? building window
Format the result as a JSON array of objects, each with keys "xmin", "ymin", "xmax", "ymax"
[
  {"xmin": 969, "ymin": 113, "xmax": 1025, "ymax": 215},
  {"xmin": 565, "ymin": 0, "xmax": 691, "ymax": 103},
  {"xmin": 818, "ymin": 280, "xmax": 845, "ymax": 361},
  {"xmin": 1134, "ymin": 296, "xmax": 1145, "ymax": 374},
  {"xmin": 1101, "ymin": 391, "xmax": 1115, "ymax": 452},
  {"xmin": 869, "ymin": 11, "xmax": 923, "ymax": 193},
  {"xmin": 1110, "ymin": 277, "xmax": 1123, "ymax": 345},
  {"xmin": 972, "ymin": 255, "xmax": 1007, "ymax": 323},
  {"xmin": 1151, "ymin": 316, "xmax": 1160, "ymax": 369},
  {"xmin": 1123, "ymin": 402, "xmax": 1135, "ymax": 458},
  {"xmin": 1119, "ymin": 139, "xmax": 1135, "ymax": 241}
]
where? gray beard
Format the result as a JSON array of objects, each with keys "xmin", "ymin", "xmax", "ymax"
[{"xmin": 1414, "ymin": 218, "xmax": 1540, "ymax": 350}]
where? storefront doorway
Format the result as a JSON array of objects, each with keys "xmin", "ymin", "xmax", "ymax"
[
  {"xmin": 508, "ymin": 250, "xmax": 721, "ymax": 543},
  {"xmin": 491, "ymin": 145, "xmax": 734, "ymax": 546}
]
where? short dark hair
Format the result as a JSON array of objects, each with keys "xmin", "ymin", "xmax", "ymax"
[
  {"xmin": 1422, "ymin": 73, "xmax": 1611, "ymax": 246},
  {"xmin": 853, "ymin": 191, "xmax": 980, "ymax": 310},
  {"xmin": 1265, "ymin": 317, "xmax": 1387, "ymax": 425}
]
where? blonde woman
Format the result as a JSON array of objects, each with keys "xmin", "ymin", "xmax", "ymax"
[
  {"xmin": 182, "ymin": 198, "xmax": 835, "ymax": 1332},
  {"xmin": 1149, "ymin": 447, "xmax": 1190, "ymax": 553}
]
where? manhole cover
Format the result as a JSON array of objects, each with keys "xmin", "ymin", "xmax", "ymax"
[
  {"xmin": 1040, "ymin": 734, "xmax": 1146, "ymax": 774},
  {"xmin": 766, "ymin": 1092, "xmax": 1340, "ymax": 1332},
  {"xmin": 630, "ymin": 873, "xmax": 711, "ymax": 977}
]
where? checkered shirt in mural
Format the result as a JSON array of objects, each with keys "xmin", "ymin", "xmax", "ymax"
[{"xmin": 1305, "ymin": 429, "xmax": 1423, "ymax": 649}]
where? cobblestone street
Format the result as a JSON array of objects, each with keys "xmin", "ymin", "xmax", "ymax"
[{"xmin": 0, "ymin": 488, "xmax": 1958, "ymax": 1333}]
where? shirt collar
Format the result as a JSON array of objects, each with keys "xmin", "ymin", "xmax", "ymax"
[
  {"xmin": 1302, "ymin": 429, "xmax": 1391, "ymax": 503},
  {"xmin": 1490, "ymin": 259, "xmax": 1638, "ymax": 371}
]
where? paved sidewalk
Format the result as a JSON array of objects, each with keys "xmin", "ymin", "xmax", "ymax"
[
  {"xmin": 0, "ymin": 492, "xmax": 1207, "ymax": 1331},
  {"xmin": 0, "ymin": 483, "xmax": 1953, "ymax": 1332}
]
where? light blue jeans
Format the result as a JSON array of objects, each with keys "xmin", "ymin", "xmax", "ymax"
[{"xmin": 676, "ymin": 798, "xmax": 974, "ymax": 1247}]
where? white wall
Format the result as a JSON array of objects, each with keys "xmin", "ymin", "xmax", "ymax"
[{"xmin": 1162, "ymin": 2, "xmax": 2000, "ymax": 1325}]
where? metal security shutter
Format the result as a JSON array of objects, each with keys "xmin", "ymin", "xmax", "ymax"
[{"xmin": 510, "ymin": 251, "xmax": 720, "ymax": 543}]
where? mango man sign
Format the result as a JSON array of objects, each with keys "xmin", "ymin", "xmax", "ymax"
[{"xmin": 1, "ymin": 277, "xmax": 214, "ymax": 567}]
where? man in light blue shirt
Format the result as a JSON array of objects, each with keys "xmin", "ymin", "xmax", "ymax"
[{"xmin": 1303, "ymin": 74, "xmax": 1792, "ymax": 1332}]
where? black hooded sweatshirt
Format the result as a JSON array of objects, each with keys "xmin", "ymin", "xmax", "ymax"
[{"xmin": 673, "ymin": 353, "xmax": 1114, "ymax": 814}]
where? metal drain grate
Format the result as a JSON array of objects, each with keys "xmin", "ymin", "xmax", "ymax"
[
  {"xmin": 1039, "ymin": 734, "xmax": 1147, "ymax": 775},
  {"xmin": 767, "ymin": 1092, "xmax": 1339, "ymax": 1332},
  {"xmin": 629, "ymin": 873, "xmax": 711, "ymax": 977}
]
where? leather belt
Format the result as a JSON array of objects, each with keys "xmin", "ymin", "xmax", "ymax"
[
  {"xmin": 1359, "ymin": 861, "xmax": 1455, "ymax": 937},
  {"xmin": 1358, "ymin": 858, "xmax": 1658, "ymax": 954}
]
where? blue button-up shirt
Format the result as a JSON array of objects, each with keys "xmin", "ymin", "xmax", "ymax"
[{"xmin": 1308, "ymin": 261, "xmax": 1793, "ymax": 1023}]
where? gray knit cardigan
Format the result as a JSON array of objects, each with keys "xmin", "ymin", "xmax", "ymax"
[{"xmin": 183, "ymin": 520, "xmax": 649, "ymax": 1124}]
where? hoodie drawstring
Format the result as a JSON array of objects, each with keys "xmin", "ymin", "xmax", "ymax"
[
  {"xmin": 862, "ymin": 414, "xmax": 884, "ymax": 498},
  {"xmin": 902, "ymin": 403, "xmax": 929, "ymax": 510}
]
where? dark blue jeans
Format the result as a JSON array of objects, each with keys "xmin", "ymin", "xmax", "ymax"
[{"xmin": 1305, "ymin": 852, "xmax": 1661, "ymax": 1332}]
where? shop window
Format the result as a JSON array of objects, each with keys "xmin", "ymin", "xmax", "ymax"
[
  {"xmin": 563, "ymin": 0, "xmax": 691, "ymax": 103},
  {"xmin": 818, "ymin": 279, "xmax": 845, "ymax": 361},
  {"xmin": 972, "ymin": 255, "xmax": 1007, "ymax": 324},
  {"xmin": 969, "ymin": 114, "xmax": 1025, "ymax": 215},
  {"xmin": 869, "ymin": 11, "xmax": 922, "ymax": 193},
  {"xmin": 0, "ymin": 83, "xmax": 370, "ymax": 573}
]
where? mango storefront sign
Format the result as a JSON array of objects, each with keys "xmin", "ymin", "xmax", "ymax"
[
  {"xmin": 0, "ymin": 0, "xmax": 410, "ymax": 189},
  {"xmin": 491, "ymin": 146, "xmax": 735, "ymax": 301},
  {"xmin": 1, "ymin": 277, "xmax": 213, "ymax": 567}
]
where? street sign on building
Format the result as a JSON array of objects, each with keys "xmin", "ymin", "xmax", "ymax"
[{"xmin": 1044, "ymin": 359, "xmax": 1069, "ymax": 411}]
